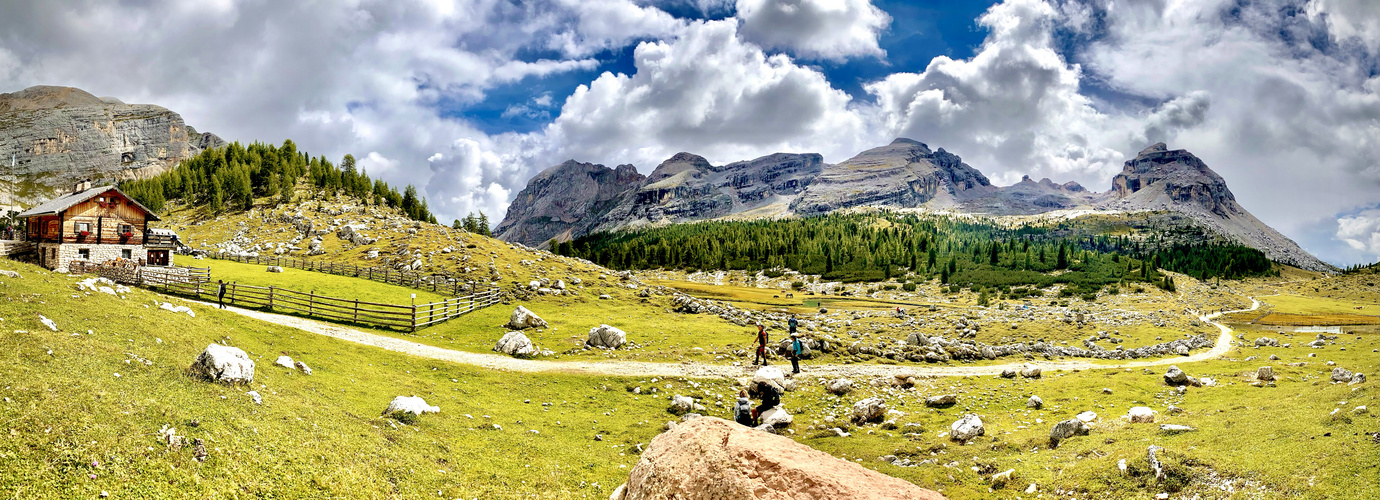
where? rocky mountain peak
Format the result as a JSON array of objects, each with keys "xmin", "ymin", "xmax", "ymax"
[
  {"xmin": 0, "ymin": 85, "xmax": 108, "ymax": 112},
  {"xmin": 493, "ymin": 159, "xmax": 645, "ymax": 245},
  {"xmin": 1111, "ymin": 144, "xmax": 1236, "ymax": 215},
  {"xmin": 646, "ymin": 152, "xmax": 713, "ymax": 184},
  {"xmin": 1139, "ymin": 142, "xmax": 1169, "ymax": 156}
]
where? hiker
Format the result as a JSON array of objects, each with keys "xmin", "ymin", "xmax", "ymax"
[
  {"xmin": 788, "ymin": 314, "xmax": 798, "ymax": 335},
  {"xmin": 753, "ymin": 382, "xmax": 782, "ymax": 425},
  {"xmin": 753, "ymin": 323, "xmax": 769, "ymax": 366},
  {"xmin": 733, "ymin": 390, "xmax": 755, "ymax": 426},
  {"xmin": 789, "ymin": 332, "xmax": 804, "ymax": 375},
  {"xmin": 216, "ymin": 280, "xmax": 227, "ymax": 309}
]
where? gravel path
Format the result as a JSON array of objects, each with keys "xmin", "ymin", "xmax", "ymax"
[{"xmin": 195, "ymin": 298, "xmax": 1258, "ymax": 380}]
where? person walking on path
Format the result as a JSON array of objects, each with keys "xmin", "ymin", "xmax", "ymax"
[
  {"xmin": 788, "ymin": 315, "xmax": 798, "ymax": 335},
  {"xmin": 753, "ymin": 323, "xmax": 769, "ymax": 366},
  {"xmin": 733, "ymin": 390, "xmax": 755, "ymax": 427},
  {"xmin": 789, "ymin": 332, "xmax": 804, "ymax": 375},
  {"xmin": 216, "ymin": 280, "xmax": 227, "ymax": 309}
]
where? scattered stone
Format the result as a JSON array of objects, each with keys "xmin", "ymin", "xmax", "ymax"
[
  {"xmin": 991, "ymin": 468, "xmax": 1015, "ymax": 488},
  {"xmin": 618, "ymin": 417, "xmax": 943, "ymax": 499},
  {"xmin": 494, "ymin": 331, "xmax": 538, "ymax": 358},
  {"xmin": 247, "ymin": 391, "xmax": 262, "ymax": 405},
  {"xmin": 1147, "ymin": 445, "xmax": 1165, "ymax": 481},
  {"xmin": 1160, "ymin": 424, "xmax": 1195, "ymax": 433},
  {"xmin": 190, "ymin": 344, "xmax": 255, "ymax": 384},
  {"xmin": 587, "ymin": 324, "xmax": 627, "ymax": 349},
  {"xmin": 0, "ymin": 270, "xmax": 20, "ymax": 278},
  {"xmin": 38, "ymin": 315, "xmax": 58, "ymax": 331},
  {"xmin": 1174, "ymin": 345, "xmax": 1189, "ymax": 355},
  {"xmin": 950, "ymin": 414, "xmax": 985, "ymax": 442},
  {"xmin": 1000, "ymin": 368, "xmax": 1018, "ymax": 378},
  {"xmin": 669, "ymin": 395, "xmax": 702, "ymax": 416},
  {"xmin": 752, "ymin": 366, "xmax": 788, "ymax": 394},
  {"xmin": 1076, "ymin": 411, "xmax": 1097, "ymax": 423},
  {"xmin": 1256, "ymin": 366, "xmax": 1274, "ymax": 382},
  {"xmin": 506, "ymin": 306, "xmax": 548, "ymax": 330},
  {"xmin": 1027, "ymin": 395, "xmax": 1043, "ymax": 409},
  {"xmin": 275, "ymin": 355, "xmax": 295, "ymax": 370},
  {"xmin": 1269, "ymin": 354, "xmax": 1280, "ymax": 361},
  {"xmin": 295, "ymin": 360, "xmax": 312, "ymax": 375},
  {"xmin": 382, "ymin": 396, "xmax": 439, "ymax": 421},
  {"xmin": 266, "ymin": 266, "xmax": 284, "ymax": 273},
  {"xmin": 825, "ymin": 378, "xmax": 853, "ymax": 395},
  {"xmin": 1167, "ymin": 406, "xmax": 1183, "ymax": 415},
  {"xmin": 1351, "ymin": 373, "xmax": 1367, "ymax": 384},
  {"xmin": 925, "ymin": 394, "xmax": 957, "ymax": 407},
  {"xmin": 1164, "ymin": 365, "xmax": 1197, "ymax": 386},
  {"xmin": 1102, "ymin": 387, "xmax": 1113, "ymax": 395},
  {"xmin": 852, "ymin": 398, "xmax": 887, "ymax": 424},
  {"xmin": 1127, "ymin": 407, "xmax": 1155, "ymax": 423},
  {"xmin": 1049, "ymin": 418, "xmax": 1089, "ymax": 448},
  {"xmin": 1331, "ymin": 367, "xmax": 1354, "ymax": 383},
  {"xmin": 1255, "ymin": 337, "xmax": 1279, "ymax": 347},
  {"xmin": 1020, "ymin": 365, "xmax": 1042, "ymax": 378},
  {"xmin": 759, "ymin": 407, "xmax": 793, "ymax": 428}
]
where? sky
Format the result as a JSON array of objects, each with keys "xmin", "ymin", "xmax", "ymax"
[{"xmin": 0, "ymin": 0, "xmax": 1377, "ymax": 266}]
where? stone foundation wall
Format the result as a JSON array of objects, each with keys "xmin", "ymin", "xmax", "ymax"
[{"xmin": 38, "ymin": 242, "xmax": 148, "ymax": 272}]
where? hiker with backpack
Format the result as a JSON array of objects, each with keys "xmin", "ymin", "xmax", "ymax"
[
  {"xmin": 753, "ymin": 382, "xmax": 782, "ymax": 425},
  {"xmin": 788, "ymin": 315, "xmax": 797, "ymax": 335},
  {"xmin": 789, "ymin": 332, "xmax": 804, "ymax": 375},
  {"xmin": 733, "ymin": 390, "xmax": 755, "ymax": 427},
  {"xmin": 753, "ymin": 323, "xmax": 769, "ymax": 366}
]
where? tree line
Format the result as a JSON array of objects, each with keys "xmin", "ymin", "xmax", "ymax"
[
  {"xmin": 119, "ymin": 140, "xmax": 437, "ymax": 223},
  {"xmin": 554, "ymin": 212, "xmax": 1276, "ymax": 293}
]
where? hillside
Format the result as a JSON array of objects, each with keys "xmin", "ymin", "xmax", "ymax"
[
  {"xmin": 0, "ymin": 85, "xmax": 224, "ymax": 211},
  {"xmin": 496, "ymin": 139, "xmax": 1332, "ymax": 272}
]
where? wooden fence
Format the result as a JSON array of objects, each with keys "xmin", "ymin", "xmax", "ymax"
[
  {"xmin": 212, "ymin": 253, "xmax": 477, "ymax": 295},
  {"xmin": 211, "ymin": 282, "xmax": 502, "ymax": 331}
]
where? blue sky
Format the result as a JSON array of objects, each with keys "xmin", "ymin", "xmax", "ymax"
[{"xmin": 1, "ymin": 0, "xmax": 1377, "ymax": 266}]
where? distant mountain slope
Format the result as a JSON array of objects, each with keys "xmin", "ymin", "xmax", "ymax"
[
  {"xmin": 493, "ymin": 160, "xmax": 644, "ymax": 245},
  {"xmin": 497, "ymin": 139, "xmax": 1333, "ymax": 272},
  {"xmin": 0, "ymin": 85, "xmax": 224, "ymax": 209},
  {"xmin": 1099, "ymin": 143, "xmax": 1329, "ymax": 271}
]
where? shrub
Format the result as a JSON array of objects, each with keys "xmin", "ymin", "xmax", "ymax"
[
  {"xmin": 902, "ymin": 283, "xmax": 917, "ymax": 292},
  {"xmin": 791, "ymin": 281, "xmax": 805, "ymax": 290}
]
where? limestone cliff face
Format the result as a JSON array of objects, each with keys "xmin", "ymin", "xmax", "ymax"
[
  {"xmin": 1100, "ymin": 143, "xmax": 1331, "ymax": 272},
  {"xmin": 791, "ymin": 138, "xmax": 995, "ymax": 216},
  {"xmin": 0, "ymin": 85, "xmax": 224, "ymax": 210},
  {"xmin": 960, "ymin": 175, "xmax": 1097, "ymax": 215},
  {"xmin": 493, "ymin": 160, "xmax": 645, "ymax": 245}
]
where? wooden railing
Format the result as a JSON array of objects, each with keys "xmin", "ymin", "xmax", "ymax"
[
  {"xmin": 211, "ymin": 253, "xmax": 478, "ymax": 296},
  {"xmin": 213, "ymin": 282, "xmax": 501, "ymax": 331},
  {"xmin": 72, "ymin": 257, "xmax": 501, "ymax": 331}
]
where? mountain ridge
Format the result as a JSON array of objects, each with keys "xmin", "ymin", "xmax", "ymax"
[
  {"xmin": 0, "ymin": 85, "xmax": 224, "ymax": 211},
  {"xmin": 495, "ymin": 139, "xmax": 1333, "ymax": 272}
]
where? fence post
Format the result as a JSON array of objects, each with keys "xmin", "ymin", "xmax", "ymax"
[
  {"xmin": 268, "ymin": 286, "xmax": 274, "ymax": 310},
  {"xmin": 354, "ymin": 299, "xmax": 359, "ymax": 323},
  {"xmin": 309, "ymin": 291, "xmax": 314, "ymax": 316}
]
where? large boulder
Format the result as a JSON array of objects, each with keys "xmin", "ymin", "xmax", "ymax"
[
  {"xmin": 950, "ymin": 414, "xmax": 985, "ymax": 442},
  {"xmin": 1027, "ymin": 395, "xmax": 1044, "ymax": 409},
  {"xmin": 588, "ymin": 324, "xmax": 628, "ymax": 349},
  {"xmin": 1020, "ymin": 364, "xmax": 1042, "ymax": 378},
  {"xmin": 751, "ymin": 366, "xmax": 788, "ymax": 395},
  {"xmin": 494, "ymin": 331, "xmax": 538, "ymax": 358},
  {"xmin": 618, "ymin": 417, "xmax": 945, "ymax": 500},
  {"xmin": 190, "ymin": 344, "xmax": 255, "ymax": 384},
  {"xmin": 1256, "ymin": 366, "xmax": 1274, "ymax": 382},
  {"xmin": 1048, "ymin": 418, "xmax": 1089, "ymax": 448},
  {"xmin": 851, "ymin": 398, "xmax": 887, "ymax": 424},
  {"xmin": 925, "ymin": 394, "xmax": 957, "ymax": 407},
  {"xmin": 669, "ymin": 395, "xmax": 703, "ymax": 416},
  {"xmin": 507, "ymin": 306, "xmax": 548, "ymax": 330},
  {"xmin": 1164, "ymin": 365, "xmax": 1194, "ymax": 386}
]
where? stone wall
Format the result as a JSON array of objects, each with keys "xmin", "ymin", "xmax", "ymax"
[{"xmin": 38, "ymin": 242, "xmax": 148, "ymax": 272}]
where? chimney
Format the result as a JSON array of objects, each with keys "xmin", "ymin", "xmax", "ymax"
[{"xmin": 73, "ymin": 179, "xmax": 91, "ymax": 194}]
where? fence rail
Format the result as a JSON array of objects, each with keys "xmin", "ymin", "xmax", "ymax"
[
  {"xmin": 69, "ymin": 259, "xmax": 501, "ymax": 331},
  {"xmin": 210, "ymin": 253, "xmax": 478, "ymax": 296}
]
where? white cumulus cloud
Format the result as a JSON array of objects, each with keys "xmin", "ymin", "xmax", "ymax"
[{"xmin": 735, "ymin": 0, "xmax": 891, "ymax": 61}]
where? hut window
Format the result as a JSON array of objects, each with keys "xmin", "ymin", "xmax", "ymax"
[
  {"xmin": 119, "ymin": 224, "xmax": 133, "ymax": 234},
  {"xmin": 121, "ymin": 249, "xmax": 132, "ymax": 260},
  {"xmin": 76, "ymin": 222, "xmax": 90, "ymax": 234},
  {"xmin": 78, "ymin": 249, "xmax": 90, "ymax": 260}
]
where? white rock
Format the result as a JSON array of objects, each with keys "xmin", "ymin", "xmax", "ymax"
[
  {"xmin": 1160, "ymin": 424, "xmax": 1195, "ymax": 433},
  {"xmin": 383, "ymin": 396, "xmax": 439, "ymax": 417},
  {"xmin": 1027, "ymin": 395, "xmax": 1043, "ymax": 409},
  {"xmin": 266, "ymin": 266, "xmax": 284, "ymax": 273},
  {"xmin": 1076, "ymin": 411, "xmax": 1097, "ymax": 423},
  {"xmin": 759, "ymin": 406, "xmax": 793, "ymax": 428},
  {"xmin": 587, "ymin": 324, "xmax": 627, "ymax": 349},
  {"xmin": 295, "ymin": 360, "xmax": 313, "ymax": 375},
  {"xmin": 275, "ymin": 356, "xmax": 295, "ymax": 370},
  {"xmin": 507, "ymin": 306, "xmax": 548, "ymax": 330},
  {"xmin": 158, "ymin": 302, "xmax": 196, "ymax": 318},
  {"xmin": 991, "ymin": 469, "xmax": 1015, "ymax": 487},
  {"xmin": 494, "ymin": 331, "xmax": 538, "ymax": 358},
  {"xmin": 1020, "ymin": 364, "xmax": 1042, "ymax": 378},
  {"xmin": 950, "ymin": 414, "xmax": 985, "ymax": 442},
  {"xmin": 38, "ymin": 315, "xmax": 58, "ymax": 332},
  {"xmin": 1127, "ymin": 406, "xmax": 1155, "ymax": 423},
  {"xmin": 190, "ymin": 344, "xmax": 255, "ymax": 384},
  {"xmin": 852, "ymin": 398, "xmax": 887, "ymax": 424},
  {"xmin": 752, "ymin": 365, "xmax": 787, "ymax": 394},
  {"xmin": 247, "ymin": 391, "xmax": 262, "ymax": 405},
  {"xmin": 1256, "ymin": 366, "xmax": 1274, "ymax": 381},
  {"xmin": 825, "ymin": 378, "xmax": 853, "ymax": 395}
]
